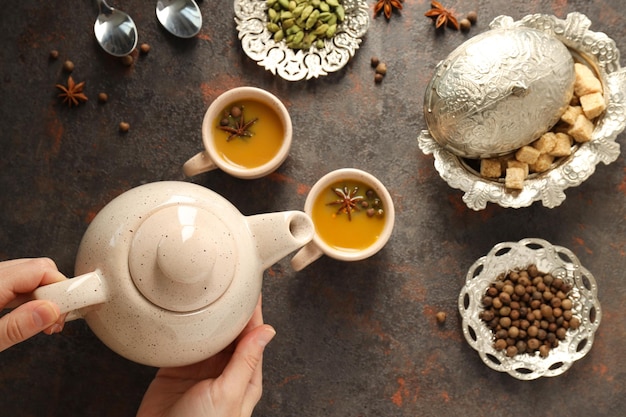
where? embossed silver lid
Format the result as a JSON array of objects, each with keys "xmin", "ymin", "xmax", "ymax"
[
  {"xmin": 419, "ymin": 13, "xmax": 626, "ymax": 209},
  {"xmin": 424, "ymin": 27, "xmax": 575, "ymax": 158}
]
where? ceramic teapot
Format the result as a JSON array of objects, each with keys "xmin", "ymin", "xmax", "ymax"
[{"xmin": 28, "ymin": 181, "xmax": 314, "ymax": 367}]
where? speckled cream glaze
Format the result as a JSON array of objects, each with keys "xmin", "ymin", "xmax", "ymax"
[{"xmin": 60, "ymin": 181, "xmax": 315, "ymax": 367}]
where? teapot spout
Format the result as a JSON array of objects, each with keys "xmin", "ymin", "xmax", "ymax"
[{"xmin": 246, "ymin": 211, "xmax": 314, "ymax": 270}]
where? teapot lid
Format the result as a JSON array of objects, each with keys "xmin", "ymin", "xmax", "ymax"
[{"xmin": 128, "ymin": 204, "xmax": 236, "ymax": 312}]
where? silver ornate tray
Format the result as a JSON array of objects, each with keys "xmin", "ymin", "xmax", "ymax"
[
  {"xmin": 234, "ymin": 0, "xmax": 370, "ymax": 81},
  {"xmin": 458, "ymin": 238, "xmax": 601, "ymax": 380},
  {"xmin": 418, "ymin": 13, "xmax": 626, "ymax": 210}
]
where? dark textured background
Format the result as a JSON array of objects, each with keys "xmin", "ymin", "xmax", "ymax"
[{"xmin": 1, "ymin": 1, "xmax": 625, "ymax": 416}]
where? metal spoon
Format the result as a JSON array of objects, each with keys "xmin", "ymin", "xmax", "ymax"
[
  {"xmin": 156, "ymin": 0, "xmax": 202, "ymax": 38},
  {"xmin": 93, "ymin": 0, "xmax": 138, "ymax": 56}
]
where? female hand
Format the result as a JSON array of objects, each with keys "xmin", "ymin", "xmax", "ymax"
[
  {"xmin": 137, "ymin": 296, "xmax": 276, "ymax": 417},
  {"xmin": 0, "ymin": 258, "xmax": 67, "ymax": 352}
]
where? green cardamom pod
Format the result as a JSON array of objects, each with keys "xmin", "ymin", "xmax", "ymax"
[
  {"xmin": 267, "ymin": 22, "xmax": 281, "ymax": 33},
  {"xmin": 300, "ymin": 5, "xmax": 314, "ymax": 20},
  {"xmin": 325, "ymin": 23, "xmax": 336, "ymax": 37},
  {"xmin": 335, "ymin": 4, "xmax": 345, "ymax": 21}
]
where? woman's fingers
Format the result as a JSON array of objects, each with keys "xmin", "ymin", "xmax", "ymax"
[{"xmin": 0, "ymin": 300, "xmax": 62, "ymax": 352}]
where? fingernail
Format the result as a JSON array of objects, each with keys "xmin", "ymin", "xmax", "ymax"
[
  {"xmin": 258, "ymin": 326, "xmax": 276, "ymax": 347},
  {"xmin": 33, "ymin": 303, "xmax": 60, "ymax": 328},
  {"xmin": 46, "ymin": 324, "xmax": 64, "ymax": 335}
]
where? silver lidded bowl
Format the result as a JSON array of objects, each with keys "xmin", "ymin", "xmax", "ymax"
[
  {"xmin": 424, "ymin": 26, "xmax": 575, "ymax": 159},
  {"xmin": 418, "ymin": 13, "xmax": 626, "ymax": 209},
  {"xmin": 458, "ymin": 238, "xmax": 601, "ymax": 380}
]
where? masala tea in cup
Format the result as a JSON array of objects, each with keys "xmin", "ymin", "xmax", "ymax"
[
  {"xmin": 183, "ymin": 87, "xmax": 292, "ymax": 179},
  {"xmin": 291, "ymin": 168, "xmax": 395, "ymax": 271}
]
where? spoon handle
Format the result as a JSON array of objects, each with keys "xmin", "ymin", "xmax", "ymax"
[{"xmin": 96, "ymin": 0, "xmax": 113, "ymax": 15}]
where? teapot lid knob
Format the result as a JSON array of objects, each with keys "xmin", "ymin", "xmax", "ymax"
[{"xmin": 129, "ymin": 204, "xmax": 236, "ymax": 312}]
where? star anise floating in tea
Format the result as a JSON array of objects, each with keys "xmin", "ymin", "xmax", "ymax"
[
  {"xmin": 424, "ymin": 1, "xmax": 459, "ymax": 30},
  {"xmin": 374, "ymin": 0, "xmax": 403, "ymax": 20},
  {"xmin": 55, "ymin": 76, "xmax": 88, "ymax": 107},
  {"xmin": 218, "ymin": 105, "xmax": 258, "ymax": 141},
  {"xmin": 327, "ymin": 186, "xmax": 364, "ymax": 221}
]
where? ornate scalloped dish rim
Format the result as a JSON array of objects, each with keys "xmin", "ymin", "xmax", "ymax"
[
  {"xmin": 418, "ymin": 12, "xmax": 626, "ymax": 210},
  {"xmin": 234, "ymin": 0, "xmax": 370, "ymax": 81},
  {"xmin": 457, "ymin": 238, "xmax": 602, "ymax": 380}
]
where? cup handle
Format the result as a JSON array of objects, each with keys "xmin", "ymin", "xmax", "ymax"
[
  {"xmin": 183, "ymin": 150, "xmax": 218, "ymax": 177},
  {"xmin": 290, "ymin": 241, "xmax": 324, "ymax": 271}
]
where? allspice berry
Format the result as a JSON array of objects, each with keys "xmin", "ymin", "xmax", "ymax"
[
  {"xmin": 436, "ymin": 311, "xmax": 447, "ymax": 324},
  {"xmin": 121, "ymin": 55, "xmax": 134, "ymax": 66},
  {"xmin": 119, "ymin": 122, "xmax": 130, "ymax": 133},
  {"xmin": 139, "ymin": 43, "xmax": 151, "ymax": 54},
  {"xmin": 375, "ymin": 62, "xmax": 387, "ymax": 75},
  {"xmin": 98, "ymin": 92, "xmax": 109, "ymax": 103},
  {"xmin": 466, "ymin": 11, "xmax": 478, "ymax": 25},
  {"xmin": 63, "ymin": 60, "xmax": 75, "ymax": 72},
  {"xmin": 374, "ymin": 73, "xmax": 384, "ymax": 84},
  {"xmin": 370, "ymin": 56, "xmax": 380, "ymax": 68},
  {"xmin": 459, "ymin": 18, "xmax": 471, "ymax": 32},
  {"xmin": 49, "ymin": 50, "xmax": 59, "ymax": 60}
]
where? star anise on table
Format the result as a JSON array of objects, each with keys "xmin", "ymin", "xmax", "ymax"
[
  {"xmin": 374, "ymin": 0, "xmax": 403, "ymax": 20},
  {"xmin": 55, "ymin": 76, "xmax": 88, "ymax": 107},
  {"xmin": 424, "ymin": 1, "xmax": 459, "ymax": 30}
]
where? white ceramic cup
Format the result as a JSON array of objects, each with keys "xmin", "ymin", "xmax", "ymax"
[
  {"xmin": 291, "ymin": 168, "xmax": 395, "ymax": 271},
  {"xmin": 183, "ymin": 86, "xmax": 292, "ymax": 179}
]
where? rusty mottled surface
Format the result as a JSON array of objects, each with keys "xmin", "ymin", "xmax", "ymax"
[{"xmin": 1, "ymin": 1, "xmax": 625, "ymax": 416}]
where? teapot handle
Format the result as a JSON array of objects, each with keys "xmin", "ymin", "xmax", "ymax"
[{"xmin": 9, "ymin": 271, "xmax": 108, "ymax": 321}]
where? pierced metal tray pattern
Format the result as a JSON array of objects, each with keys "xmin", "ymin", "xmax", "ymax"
[
  {"xmin": 458, "ymin": 238, "xmax": 601, "ymax": 380},
  {"xmin": 234, "ymin": 0, "xmax": 370, "ymax": 81},
  {"xmin": 418, "ymin": 12, "xmax": 626, "ymax": 210}
]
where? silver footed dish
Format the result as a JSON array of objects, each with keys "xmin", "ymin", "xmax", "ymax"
[
  {"xmin": 234, "ymin": 0, "xmax": 370, "ymax": 81},
  {"xmin": 458, "ymin": 238, "xmax": 601, "ymax": 380}
]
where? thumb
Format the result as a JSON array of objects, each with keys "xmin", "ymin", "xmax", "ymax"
[
  {"xmin": 0, "ymin": 300, "xmax": 61, "ymax": 352},
  {"xmin": 219, "ymin": 325, "xmax": 276, "ymax": 398}
]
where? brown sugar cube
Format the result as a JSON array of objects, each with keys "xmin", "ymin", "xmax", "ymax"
[
  {"xmin": 561, "ymin": 105, "xmax": 583, "ymax": 125},
  {"xmin": 515, "ymin": 145, "xmax": 541, "ymax": 164},
  {"xmin": 568, "ymin": 114, "xmax": 594, "ymax": 143},
  {"xmin": 552, "ymin": 121, "xmax": 572, "ymax": 134},
  {"xmin": 548, "ymin": 133, "xmax": 573, "ymax": 157},
  {"xmin": 579, "ymin": 92, "xmax": 606, "ymax": 119},
  {"xmin": 480, "ymin": 158, "xmax": 502, "ymax": 178},
  {"xmin": 507, "ymin": 159, "xmax": 529, "ymax": 178},
  {"xmin": 533, "ymin": 132, "xmax": 557, "ymax": 154},
  {"xmin": 530, "ymin": 153, "xmax": 555, "ymax": 173},
  {"xmin": 574, "ymin": 63, "xmax": 602, "ymax": 96},
  {"xmin": 505, "ymin": 167, "xmax": 525, "ymax": 190}
]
